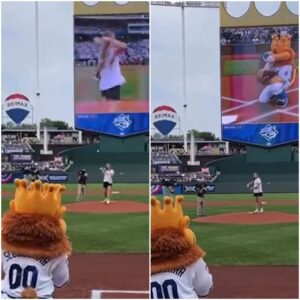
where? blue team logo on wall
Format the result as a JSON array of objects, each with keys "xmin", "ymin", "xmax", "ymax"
[
  {"xmin": 4, "ymin": 93, "xmax": 31, "ymax": 124},
  {"xmin": 152, "ymin": 105, "xmax": 178, "ymax": 135}
]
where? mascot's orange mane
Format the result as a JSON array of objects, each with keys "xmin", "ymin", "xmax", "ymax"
[
  {"xmin": 151, "ymin": 196, "xmax": 205, "ymax": 275},
  {"xmin": 2, "ymin": 179, "xmax": 71, "ymax": 259}
]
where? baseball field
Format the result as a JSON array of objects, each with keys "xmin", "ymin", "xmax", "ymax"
[
  {"xmin": 155, "ymin": 192, "xmax": 299, "ymax": 298},
  {"xmin": 2, "ymin": 183, "xmax": 149, "ymax": 299}
]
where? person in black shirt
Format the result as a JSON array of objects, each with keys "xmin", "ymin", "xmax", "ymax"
[
  {"xmin": 161, "ymin": 177, "xmax": 176, "ymax": 197},
  {"xmin": 77, "ymin": 169, "xmax": 88, "ymax": 201},
  {"xmin": 23, "ymin": 167, "xmax": 32, "ymax": 183},
  {"xmin": 196, "ymin": 180, "xmax": 208, "ymax": 216},
  {"xmin": 31, "ymin": 168, "xmax": 40, "ymax": 182},
  {"xmin": 196, "ymin": 171, "xmax": 220, "ymax": 216},
  {"xmin": 23, "ymin": 165, "xmax": 39, "ymax": 182}
]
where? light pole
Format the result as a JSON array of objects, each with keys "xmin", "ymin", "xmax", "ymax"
[
  {"xmin": 35, "ymin": 2, "xmax": 41, "ymax": 142},
  {"xmin": 180, "ymin": 3, "xmax": 188, "ymax": 153},
  {"xmin": 151, "ymin": 2, "xmax": 219, "ymax": 151}
]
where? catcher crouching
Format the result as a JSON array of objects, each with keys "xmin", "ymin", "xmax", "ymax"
[{"xmin": 1, "ymin": 179, "xmax": 72, "ymax": 299}]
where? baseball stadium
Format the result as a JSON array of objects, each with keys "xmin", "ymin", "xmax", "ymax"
[
  {"xmin": 2, "ymin": 1, "xmax": 150, "ymax": 298},
  {"xmin": 151, "ymin": 137, "xmax": 298, "ymax": 297},
  {"xmin": 151, "ymin": 1, "xmax": 298, "ymax": 298},
  {"xmin": 2, "ymin": 128, "xmax": 149, "ymax": 298}
]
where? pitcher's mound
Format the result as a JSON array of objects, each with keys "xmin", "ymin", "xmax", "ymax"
[
  {"xmin": 193, "ymin": 211, "xmax": 298, "ymax": 225},
  {"xmin": 66, "ymin": 201, "xmax": 148, "ymax": 213}
]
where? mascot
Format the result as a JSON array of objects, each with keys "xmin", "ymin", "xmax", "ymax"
[
  {"xmin": 151, "ymin": 195, "xmax": 213, "ymax": 299},
  {"xmin": 2, "ymin": 179, "xmax": 72, "ymax": 299},
  {"xmin": 257, "ymin": 32, "xmax": 296, "ymax": 107}
]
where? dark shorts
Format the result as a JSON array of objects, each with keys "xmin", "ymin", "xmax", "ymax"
[
  {"xmin": 254, "ymin": 192, "xmax": 263, "ymax": 197},
  {"xmin": 103, "ymin": 182, "xmax": 112, "ymax": 188},
  {"xmin": 197, "ymin": 193, "xmax": 205, "ymax": 198},
  {"xmin": 101, "ymin": 85, "xmax": 121, "ymax": 100}
]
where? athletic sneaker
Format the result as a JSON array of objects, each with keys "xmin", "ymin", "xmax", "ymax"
[
  {"xmin": 276, "ymin": 91, "xmax": 288, "ymax": 108},
  {"xmin": 102, "ymin": 199, "xmax": 108, "ymax": 204},
  {"xmin": 253, "ymin": 209, "xmax": 259, "ymax": 214},
  {"xmin": 259, "ymin": 208, "xmax": 264, "ymax": 213},
  {"xmin": 106, "ymin": 199, "xmax": 110, "ymax": 205}
]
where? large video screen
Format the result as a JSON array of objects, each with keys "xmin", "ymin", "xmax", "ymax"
[
  {"xmin": 74, "ymin": 11, "xmax": 149, "ymax": 136},
  {"xmin": 221, "ymin": 25, "xmax": 298, "ymax": 147}
]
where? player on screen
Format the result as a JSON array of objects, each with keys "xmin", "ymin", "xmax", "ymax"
[
  {"xmin": 196, "ymin": 171, "xmax": 220, "ymax": 216},
  {"xmin": 247, "ymin": 172, "xmax": 264, "ymax": 214},
  {"xmin": 100, "ymin": 163, "xmax": 115, "ymax": 205},
  {"xmin": 94, "ymin": 31, "xmax": 127, "ymax": 101},
  {"xmin": 151, "ymin": 196, "xmax": 213, "ymax": 299}
]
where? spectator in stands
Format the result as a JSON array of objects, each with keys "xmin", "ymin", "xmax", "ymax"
[{"xmin": 220, "ymin": 26, "xmax": 297, "ymax": 46}]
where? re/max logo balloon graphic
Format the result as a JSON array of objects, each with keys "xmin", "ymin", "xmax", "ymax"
[
  {"xmin": 4, "ymin": 93, "xmax": 31, "ymax": 124},
  {"xmin": 152, "ymin": 105, "xmax": 178, "ymax": 136}
]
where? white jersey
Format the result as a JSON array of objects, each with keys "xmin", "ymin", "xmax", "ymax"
[
  {"xmin": 1, "ymin": 251, "xmax": 69, "ymax": 299},
  {"xmin": 99, "ymin": 48, "xmax": 126, "ymax": 91},
  {"xmin": 253, "ymin": 177, "xmax": 263, "ymax": 193},
  {"xmin": 102, "ymin": 169, "xmax": 114, "ymax": 184},
  {"xmin": 151, "ymin": 258, "xmax": 213, "ymax": 299}
]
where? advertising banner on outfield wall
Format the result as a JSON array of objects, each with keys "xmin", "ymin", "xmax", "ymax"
[
  {"xmin": 151, "ymin": 184, "xmax": 182, "ymax": 195},
  {"xmin": 220, "ymin": 2, "xmax": 299, "ymax": 147},
  {"xmin": 10, "ymin": 154, "xmax": 32, "ymax": 162},
  {"xmin": 157, "ymin": 165, "xmax": 181, "ymax": 174},
  {"xmin": 182, "ymin": 183, "xmax": 215, "ymax": 194},
  {"xmin": 1, "ymin": 172, "xmax": 68, "ymax": 184},
  {"xmin": 151, "ymin": 183, "xmax": 216, "ymax": 195},
  {"xmin": 74, "ymin": 2, "xmax": 149, "ymax": 136}
]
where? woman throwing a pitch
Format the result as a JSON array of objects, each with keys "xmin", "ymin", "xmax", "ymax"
[
  {"xmin": 95, "ymin": 31, "xmax": 127, "ymax": 101},
  {"xmin": 247, "ymin": 172, "xmax": 264, "ymax": 214},
  {"xmin": 100, "ymin": 163, "xmax": 115, "ymax": 205}
]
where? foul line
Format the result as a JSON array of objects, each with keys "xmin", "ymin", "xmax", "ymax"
[
  {"xmin": 282, "ymin": 111, "xmax": 298, "ymax": 117},
  {"xmin": 91, "ymin": 289, "xmax": 149, "ymax": 298},
  {"xmin": 222, "ymin": 96, "xmax": 247, "ymax": 104},
  {"xmin": 223, "ymin": 99, "xmax": 259, "ymax": 113},
  {"xmin": 238, "ymin": 104, "xmax": 299, "ymax": 124},
  {"xmin": 222, "ymin": 87, "xmax": 299, "ymax": 114}
]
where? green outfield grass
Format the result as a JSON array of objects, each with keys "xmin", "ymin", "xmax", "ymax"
[
  {"xmin": 2, "ymin": 183, "xmax": 149, "ymax": 254},
  {"xmin": 75, "ymin": 65, "xmax": 149, "ymax": 102},
  {"xmin": 155, "ymin": 193, "xmax": 298, "ymax": 266}
]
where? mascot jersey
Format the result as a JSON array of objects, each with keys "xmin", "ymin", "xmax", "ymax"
[
  {"xmin": 151, "ymin": 258, "xmax": 212, "ymax": 299},
  {"xmin": 2, "ymin": 252, "xmax": 69, "ymax": 299},
  {"xmin": 1, "ymin": 179, "xmax": 72, "ymax": 299},
  {"xmin": 151, "ymin": 196, "xmax": 213, "ymax": 299}
]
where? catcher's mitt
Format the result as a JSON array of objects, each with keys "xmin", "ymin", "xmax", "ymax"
[{"xmin": 257, "ymin": 69, "xmax": 278, "ymax": 85}]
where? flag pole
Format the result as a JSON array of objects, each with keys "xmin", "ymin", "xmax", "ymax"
[{"xmin": 35, "ymin": 2, "xmax": 41, "ymax": 141}]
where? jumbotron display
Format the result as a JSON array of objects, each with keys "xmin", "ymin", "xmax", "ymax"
[
  {"xmin": 220, "ymin": 3, "xmax": 298, "ymax": 147},
  {"xmin": 74, "ymin": 2, "xmax": 149, "ymax": 136}
]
